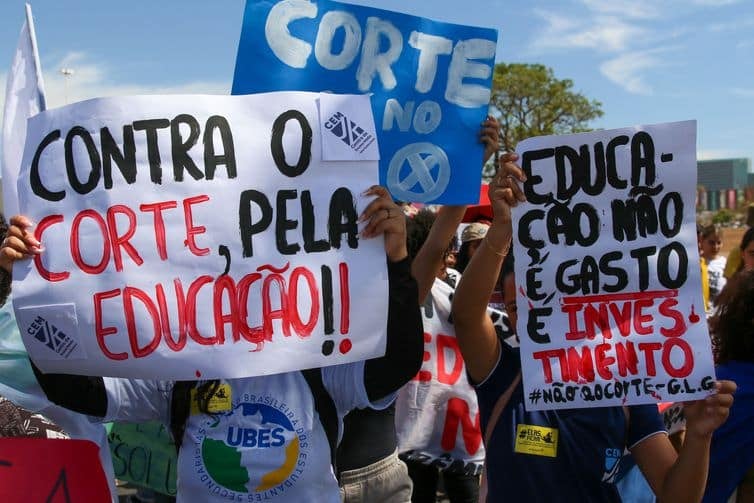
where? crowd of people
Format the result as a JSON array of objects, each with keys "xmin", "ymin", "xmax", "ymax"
[{"xmin": 0, "ymin": 117, "xmax": 751, "ymax": 503}]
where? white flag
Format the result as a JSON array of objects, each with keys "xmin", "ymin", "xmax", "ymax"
[{"xmin": 1, "ymin": 3, "xmax": 47, "ymax": 219}]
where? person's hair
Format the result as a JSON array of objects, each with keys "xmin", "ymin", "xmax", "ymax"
[
  {"xmin": 406, "ymin": 209, "xmax": 436, "ymax": 262},
  {"xmin": 740, "ymin": 227, "xmax": 754, "ymax": 253},
  {"xmin": 711, "ymin": 270, "xmax": 754, "ymax": 363},
  {"xmin": 170, "ymin": 380, "xmax": 222, "ymax": 450},
  {"xmin": 501, "ymin": 249, "xmax": 515, "ymax": 282},
  {"xmin": 455, "ymin": 241, "xmax": 474, "ymax": 273},
  {"xmin": 700, "ymin": 224, "xmax": 722, "ymax": 240},
  {"xmin": 747, "ymin": 204, "xmax": 754, "ymax": 228},
  {"xmin": 0, "ymin": 213, "xmax": 7, "ymax": 240}
]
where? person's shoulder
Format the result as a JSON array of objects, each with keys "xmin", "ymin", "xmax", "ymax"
[{"xmin": 475, "ymin": 341, "xmax": 520, "ymax": 389}]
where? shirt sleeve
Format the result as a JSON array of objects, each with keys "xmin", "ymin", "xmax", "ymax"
[
  {"xmin": 627, "ymin": 403, "xmax": 666, "ymax": 449},
  {"xmin": 322, "ymin": 360, "xmax": 394, "ymax": 416},
  {"xmin": 474, "ymin": 338, "xmax": 521, "ymax": 389},
  {"xmin": 101, "ymin": 378, "xmax": 171, "ymax": 424},
  {"xmin": 362, "ymin": 257, "xmax": 423, "ymax": 402}
]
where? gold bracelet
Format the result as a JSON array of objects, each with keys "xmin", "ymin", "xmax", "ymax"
[{"xmin": 483, "ymin": 236, "xmax": 511, "ymax": 257}]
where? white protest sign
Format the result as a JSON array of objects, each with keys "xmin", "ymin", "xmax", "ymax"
[
  {"xmin": 512, "ymin": 120, "xmax": 715, "ymax": 410},
  {"xmin": 11, "ymin": 92, "xmax": 389, "ymax": 380}
]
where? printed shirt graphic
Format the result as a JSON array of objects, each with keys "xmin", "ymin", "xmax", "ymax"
[
  {"xmin": 102, "ymin": 362, "xmax": 376, "ymax": 502},
  {"xmin": 706, "ymin": 256, "xmax": 727, "ymax": 306}
]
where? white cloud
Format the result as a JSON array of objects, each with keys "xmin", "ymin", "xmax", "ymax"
[
  {"xmin": 0, "ymin": 52, "xmax": 230, "ymax": 163},
  {"xmin": 579, "ymin": 0, "xmax": 662, "ymax": 20},
  {"xmin": 709, "ymin": 17, "xmax": 754, "ymax": 32},
  {"xmin": 730, "ymin": 87, "xmax": 754, "ymax": 98},
  {"xmin": 1, "ymin": 52, "xmax": 230, "ymax": 123},
  {"xmin": 692, "ymin": 0, "xmax": 742, "ymax": 6},
  {"xmin": 599, "ymin": 49, "xmax": 669, "ymax": 95},
  {"xmin": 531, "ymin": 10, "xmax": 648, "ymax": 53},
  {"xmin": 698, "ymin": 148, "xmax": 747, "ymax": 160}
]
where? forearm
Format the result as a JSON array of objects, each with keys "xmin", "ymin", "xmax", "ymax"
[
  {"xmin": 453, "ymin": 222, "xmax": 511, "ymax": 326},
  {"xmin": 31, "ymin": 359, "xmax": 108, "ymax": 417},
  {"xmin": 412, "ymin": 205, "xmax": 466, "ymax": 302},
  {"xmin": 364, "ymin": 257, "xmax": 423, "ymax": 401},
  {"xmin": 659, "ymin": 432, "xmax": 711, "ymax": 503}
]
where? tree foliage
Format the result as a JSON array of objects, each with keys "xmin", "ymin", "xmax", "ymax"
[{"xmin": 490, "ymin": 63, "xmax": 604, "ymax": 153}]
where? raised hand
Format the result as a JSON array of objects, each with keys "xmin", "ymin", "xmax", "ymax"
[
  {"xmin": 359, "ymin": 186, "xmax": 408, "ymax": 263},
  {"xmin": 683, "ymin": 380, "xmax": 736, "ymax": 438},
  {"xmin": 0, "ymin": 215, "xmax": 42, "ymax": 273}
]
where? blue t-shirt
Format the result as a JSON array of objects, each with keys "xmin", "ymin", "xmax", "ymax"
[
  {"xmin": 703, "ymin": 361, "xmax": 754, "ymax": 503},
  {"xmin": 475, "ymin": 342, "xmax": 665, "ymax": 502}
]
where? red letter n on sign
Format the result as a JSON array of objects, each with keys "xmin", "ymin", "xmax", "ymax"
[{"xmin": 441, "ymin": 398, "xmax": 482, "ymax": 455}]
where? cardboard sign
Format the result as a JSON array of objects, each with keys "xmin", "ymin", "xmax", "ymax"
[
  {"xmin": 232, "ymin": 0, "xmax": 498, "ymax": 205},
  {"xmin": 0, "ymin": 438, "xmax": 111, "ymax": 502},
  {"xmin": 11, "ymin": 91, "xmax": 389, "ymax": 379},
  {"xmin": 511, "ymin": 120, "xmax": 716, "ymax": 410},
  {"xmin": 108, "ymin": 422, "xmax": 177, "ymax": 496}
]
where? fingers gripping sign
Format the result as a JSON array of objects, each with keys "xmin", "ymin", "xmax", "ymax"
[
  {"xmin": 488, "ymin": 153, "xmax": 527, "ymax": 224},
  {"xmin": 0, "ymin": 215, "xmax": 43, "ymax": 274},
  {"xmin": 359, "ymin": 185, "xmax": 408, "ymax": 262},
  {"xmin": 479, "ymin": 115, "xmax": 501, "ymax": 164}
]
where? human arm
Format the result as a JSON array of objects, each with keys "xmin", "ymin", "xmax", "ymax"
[
  {"xmin": 0, "ymin": 215, "xmax": 42, "ymax": 306},
  {"xmin": 359, "ymin": 186, "xmax": 424, "ymax": 401},
  {"xmin": 31, "ymin": 361, "xmax": 108, "ymax": 416},
  {"xmin": 411, "ymin": 117, "xmax": 500, "ymax": 302},
  {"xmin": 0, "ymin": 215, "xmax": 104, "ymax": 414},
  {"xmin": 632, "ymin": 380, "xmax": 737, "ymax": 503},
  {"xmin": 451, "ymin": 154, "xmax": 525, "ymax": 383}
]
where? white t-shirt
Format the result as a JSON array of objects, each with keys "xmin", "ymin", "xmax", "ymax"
[
  {"xmin": 102, "ymin": 361, "xmax": 387, "ymax": 502},
  {"xmin": 707, "ymin": 256, "xmax": 727, "ymax": 306},
  {"xmin": 396, "ymin": 279, "xmax": 516, "ymax": 474}
]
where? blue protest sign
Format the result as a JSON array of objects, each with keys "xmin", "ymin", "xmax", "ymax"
[{"xmin": 232, "ymin": 0, "xmax": 498, "ymax": 204}]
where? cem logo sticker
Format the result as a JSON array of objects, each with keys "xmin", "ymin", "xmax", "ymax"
[
  {"xmin": 601, "ymin": 448, "xmax": 622, "ymax": 482},
  {"xmin": 324, "ymin": 112, "xmax": 375, "ymax": 154},
  {"xmin": 28, "ymin": 315, "xmax": 78, "ymax": 358}
]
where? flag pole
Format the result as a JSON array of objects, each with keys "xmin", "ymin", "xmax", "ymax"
[{"xmin": 24, "ymin": 3, "xmax": 47, "ymax": 111}]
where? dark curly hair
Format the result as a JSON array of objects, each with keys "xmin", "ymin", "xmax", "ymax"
[
  {"xmin": 406, "ymin": 209, "xmax": 436, "ymax": 262},
  {"xmin": 710, "ymin": 269, "xmax": 754, "ymax": 364}
]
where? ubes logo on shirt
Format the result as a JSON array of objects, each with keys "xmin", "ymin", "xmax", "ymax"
[{"xmin": 194, "ymin": 399, "xmax": 309, "ymax": 499}]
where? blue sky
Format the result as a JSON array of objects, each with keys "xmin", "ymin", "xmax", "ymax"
[{"xmin": 2, "ymin": 0, "xmax": 753, "ymax": 164}]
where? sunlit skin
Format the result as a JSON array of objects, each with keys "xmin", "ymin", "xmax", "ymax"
[
  {"xmin": 502, "ymin": 273, "xmax": 517, "ymax": 329},
  {"xmin": 701, "ymin": 233, "xmax": 723, "ymax": 263}
]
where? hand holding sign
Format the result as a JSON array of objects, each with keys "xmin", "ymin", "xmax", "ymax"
[
  {"xmin": 480, "ymin": 116, "xmax": 501, "ymax": 165},
  {"xmin": 682, "ymin": 380, "xmax": 736, "ymax": 438},
  {"xmin": 10, "ymin": 92, "xmax": 391, "ymax": 380},
  {"xmin": 0, "ymin": 215, "xmax": 40, "ymax": 272},
  {"xmin": 510, "ymin": 120, "xmax": 716, "ymax": 410},
  {"xmin": 359, "ymin": 185, "xmax": 407, "ymax": 262},
  {"xmin": 233, "ymin": 0, "xmax": 499, "ymax": 204},
  {"xmin": 488, "ymin": 153, "xmax": 527, "ymax": 225}
]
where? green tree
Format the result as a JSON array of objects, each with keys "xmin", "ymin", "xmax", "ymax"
[
  {"xmin": 490, "ymin": 63, "xmax": 604, "ymax": 153},
  {"xmin": 712, "ymin": 208, "xmax": 736, "ymax": 226}
]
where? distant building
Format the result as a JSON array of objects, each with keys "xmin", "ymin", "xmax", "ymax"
[{"xmin": 697, "ymin": 158, "xmax": 752, "ymax": 211}]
